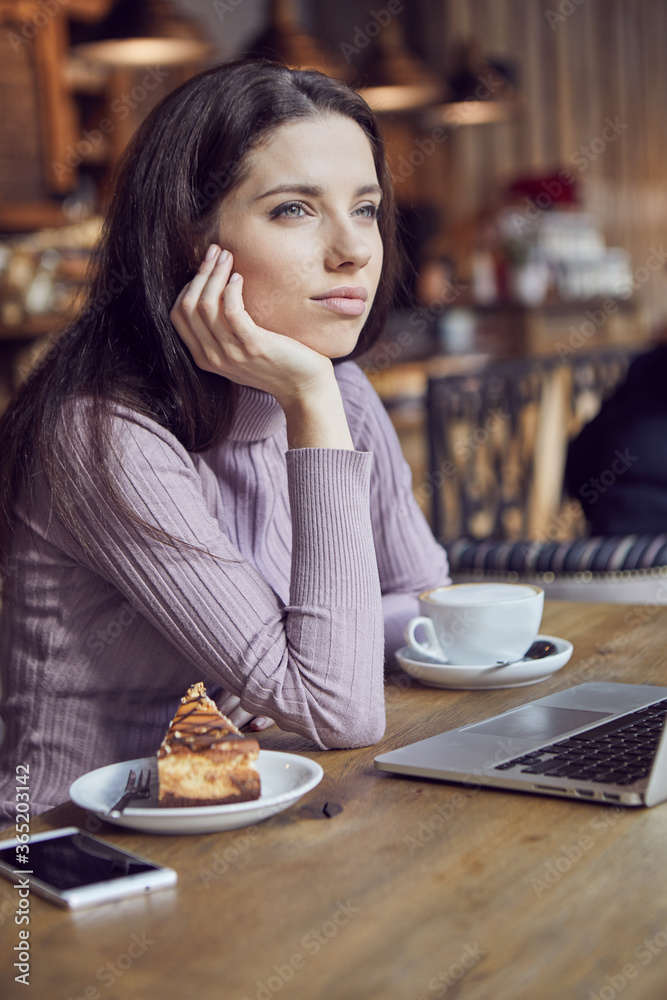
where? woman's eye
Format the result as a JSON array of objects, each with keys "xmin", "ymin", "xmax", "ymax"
[
  {"xmin": 354, "ymin": 203, "xmax": 380, "ymax": 220},
  {"xmin": 270, "ymin": 201, "xmax": 380, "ymax": 220},
  {"xmin": 272, "ymin": 201, "xmax": 308, "ymax": 218}
]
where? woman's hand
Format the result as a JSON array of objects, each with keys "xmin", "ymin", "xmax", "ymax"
[
  {"xmin": 170, "ymin": 245, "xmax": 333, "ymax": 410},
  {"xmin": 170, "ymin": 245, "xmax": 355, "ymax": 450},
  {"xmin": 216, "ymin": 691, "xmax": 275, "ymax": 733}
]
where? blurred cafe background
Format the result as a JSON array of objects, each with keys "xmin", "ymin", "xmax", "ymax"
[{"xmin": 2, "ymin": 0, "xmax": 666, "ymax": 598}]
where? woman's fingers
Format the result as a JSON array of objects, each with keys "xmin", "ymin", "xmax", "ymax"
[
  {"xmin": 170, "ymin": 246, "xmax": 238, "ymax": 373},
  {"xmin": 216, "ymin": 693, "xmax": 275, "ymax": 732},
  {"xmin": 227, "ymin": 706, "xmax": 254, "ymax": 727},
  {"xmin": 172, "ymin": 262, "xmax": 264, "ymax": 381},
  {"xmin": 228, "ymin": 708, "xmax": 275, "ymax": 731},
  {"xmin": 249, "ymin": 716, "xmax": 275, "ymax": 732},
  {"xmin": 221, "ymin": 272, "xmax": 255, "ymax": 342},
  {"xmin": 170, "ymin": 244, "xmax": 330, "ymax": 399},
  {"xmin": 171, "ymin": 244, "xmax": 221, "ymax": 317},
  {"xmin": 217, "ymin": 693, "xmax": 241, "ymax": 716},
  {"xmin": 195, "ymin": 249, "xmax": 234, "ymax": 328}
]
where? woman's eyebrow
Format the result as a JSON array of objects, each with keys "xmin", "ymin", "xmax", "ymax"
[
  {"xmin": 255, "ymin": 182, "xmax": 382, "ymax": 201},
  {"xmin": 357, "ymin": 184, "xmax": 382, "ymax": 198}
]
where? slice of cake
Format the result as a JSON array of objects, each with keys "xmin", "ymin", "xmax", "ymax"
[{"xmin": 157, "ymin": 682, "xmax": 261, "ymax": 807}]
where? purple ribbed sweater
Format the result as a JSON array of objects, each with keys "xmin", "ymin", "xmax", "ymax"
[{"xmin": 0, "ymin": 361, "xmax": 449, "ymax": 821}]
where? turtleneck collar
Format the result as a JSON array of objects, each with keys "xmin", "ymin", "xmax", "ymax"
[{"xmin": 228, "ymin": 385, "xmax": 286, "ymax": 442}]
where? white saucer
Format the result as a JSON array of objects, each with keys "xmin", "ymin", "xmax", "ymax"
[
  {"xmin": 395, "ymin": 634, "xmax": 573, "ymax": 690},
  {"xmin": 69, "ymin": 751, "xmax": 323, "ymax": 835}
]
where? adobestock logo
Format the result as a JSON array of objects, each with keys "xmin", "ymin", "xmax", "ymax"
[
  {"xmin": 213, "ymin": 0, "xmax": 245, "ymax": 20},
  {"xmin": 417, "ymin": 942, "xmax": 486, "ymax": 999},
  {"xmin": 587, "ymin": 920, "xmax": 667, "ymax": 1000},
  {"xmin": 578, "ymin": 448, "xmax": 638, "ymax": 506},
  {"xmin": 400, "ymin": 406, "xmax": 509, "ymax": 516},
  {"xmin": 51, "ymin": 68, "xmax": 170, "ymax": 182},
  {"xmin": 85, "ymin": 599, "xmax": 140, "ymax": 657},
  {"xmin": 546, "ymin": 0, "xmax": 588, "ymax": 31},
  {"xmin": 240, "ymin": 900, "xmax": 360, "ymax": 1000},
  {"xmin": 6, "ymin": 0, "xmax": 70, "ymax": 52},
  {"xmin": 571, "ymin": 117, "xmax": 630, "ymax": 172},
  {"xmin": 392, "ymin": 72, "xmax": 507, "ymax": 180},
  {"xmin": 65, "ymin": 931, "xmax": 155, "ymax": 1000},
  {"xmin": 340, "ymin": 1, "xmax": 414, "ymax": 63},
  {"xmin": 198, "ymin": 827, "xmax": 262, "ymax": 887},
  {"xmin": 555, "ymin": 245, "xmax": 667, "ymax": 360},
  {"xmin": 508, "ymin": 117, "xmax": 630, "ymax": 244}
]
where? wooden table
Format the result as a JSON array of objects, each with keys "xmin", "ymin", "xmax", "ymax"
[{"xmin": 3, "ymin": 601, "xmax": 667, "ymax": 1000}]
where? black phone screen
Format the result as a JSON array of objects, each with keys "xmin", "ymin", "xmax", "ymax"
[{"xmin": 0, "ymin": 832, "xmax": 159, "ymax": 890}]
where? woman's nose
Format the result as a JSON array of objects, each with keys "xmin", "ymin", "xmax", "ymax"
[{"xmin": 324, "ymin": 219, "xmax": 373, "ymax": 271}]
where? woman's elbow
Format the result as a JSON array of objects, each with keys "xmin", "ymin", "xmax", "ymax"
[{"xmin": 314, "ymin": 703, "xmax": 386, "ymax": 750}]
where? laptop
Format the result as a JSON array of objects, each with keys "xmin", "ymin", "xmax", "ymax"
[{"xmin": 374, "ymin": 682, "xmax": 667, "ymax": 807}]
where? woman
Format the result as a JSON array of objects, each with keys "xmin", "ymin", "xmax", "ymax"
[{"xmin": 0, "ymin": 60, "xmax": 449, "ymax": 821}]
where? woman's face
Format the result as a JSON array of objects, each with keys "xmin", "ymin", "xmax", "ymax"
[{"xmin": 215, "ymin": 114, "xmax": 384, "ymax": 359}]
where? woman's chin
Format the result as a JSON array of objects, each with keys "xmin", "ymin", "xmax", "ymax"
[{"xmin": 295, "ymin": 327, "xmax": 364, "ymax": 360}]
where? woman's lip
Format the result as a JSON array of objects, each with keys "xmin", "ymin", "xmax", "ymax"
[
  {"xmin": 311, "ymin": 297, "xmax": 367, "ymax": 316},
  {"xmin": 311, "ymin": 285, "xmax": 368, "ymax": 301},
  {"xmin": 311, "ymin": 286, "xmax": 368, "ymax": 316}
]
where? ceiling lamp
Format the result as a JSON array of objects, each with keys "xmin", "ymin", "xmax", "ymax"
[
  {"xmin": 243, "ymin": 0, "xmax": 351, "ymax": 81},
  {"xmin": 354, "ymin": 20, "xmax": 444, "ymax": 114},
  {"xmin": 73, "ymin": 36, "xmax": 212, "ymax": 68},
  {"xmin": 70, "ymin": 0, "xmax": 212, "ymax": 68},
  {"xmin": 423, "ymin": 39, "xmax": 523, "ymax": 128}
]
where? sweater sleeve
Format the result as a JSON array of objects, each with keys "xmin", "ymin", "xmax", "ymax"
[
  {"xmin": 46, "ymin": 405, "xmax": 385, "ymax": 750},
  {"xmin": 335, "ymin": 363, "xmax": 451, "ymax": 665}
]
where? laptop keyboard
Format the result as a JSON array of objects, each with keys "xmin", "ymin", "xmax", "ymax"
[{"xmin": 493, "ymin": 698, "xmax": 667, "ymax": 785}]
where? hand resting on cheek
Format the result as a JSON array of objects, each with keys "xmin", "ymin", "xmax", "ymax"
[
  {"xmin": 170, "ymin": 244, "xmax": 335, "ymax": 411},
  {"xmin": 170, "ymin": 244, "xmax": 356, "ymax": 451}
]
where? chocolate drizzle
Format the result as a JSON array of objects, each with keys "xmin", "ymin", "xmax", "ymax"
[{"xmin": 159, "ymin": 682, "xmax": 246, "ymax": 755}]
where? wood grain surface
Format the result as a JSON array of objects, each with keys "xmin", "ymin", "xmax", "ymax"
[{"xmin": 2, "ymin": 601, "xmax": 667, "ymax": 1000}]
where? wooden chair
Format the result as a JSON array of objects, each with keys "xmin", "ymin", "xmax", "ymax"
[
  {"xmin": 426, "ymin": 346, "xmax": 667, "ymax": 602},
  {"xmin": 427, "ymin": 347, "xmax": 634, "ymax": 542},
  {"xmin": 0, "ymin": 0, "xmax": 112, "ymax": 231}
]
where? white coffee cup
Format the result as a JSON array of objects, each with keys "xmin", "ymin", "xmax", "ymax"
[{"xmin": 404, "ymin": 582, "xmax": 544, "ymax": 666}]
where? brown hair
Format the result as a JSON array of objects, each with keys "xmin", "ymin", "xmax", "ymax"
[{"xmin": 0, "ymin": 59, "xmax": 399, "ymax": 565}]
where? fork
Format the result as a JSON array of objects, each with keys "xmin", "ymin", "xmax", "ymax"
[{"xmin": 107, "ymin": 768, "xmax": 152, "ymax": 816}]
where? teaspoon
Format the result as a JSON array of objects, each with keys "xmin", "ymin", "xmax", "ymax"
[{"xmin": 492, "ymin": 639, "xmax": 557, "ymax": 669}]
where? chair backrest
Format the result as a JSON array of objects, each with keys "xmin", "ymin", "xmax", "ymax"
[
  {"xmin": 0, "ymin": 1, "xmax": 78, "ymax": 203},
  {"xmin": 427, "ymin": 346, "xmax": 637, "ymax": 542}
]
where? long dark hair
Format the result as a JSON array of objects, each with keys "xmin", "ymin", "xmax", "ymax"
[{"xmin": 0, "ymin": 59, "xmax": 399, "ymax": 566}]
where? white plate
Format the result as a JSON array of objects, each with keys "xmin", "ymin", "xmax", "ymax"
[
  {"xmin": 69, "ymin": 751, "xmax": 323, "ymax": 835},
  {"xmin": 395, "ymin": 634, "xmax": 573, "ymax": 690}
]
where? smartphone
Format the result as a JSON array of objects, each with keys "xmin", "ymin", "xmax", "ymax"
[{"xmin": 0, "ymin": 827, "xmax": 177, "ymax": 909}]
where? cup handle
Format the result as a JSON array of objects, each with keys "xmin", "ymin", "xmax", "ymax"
[{"xmin": 404, "ymin": 617, "xmax": 445, "ymax": 661}]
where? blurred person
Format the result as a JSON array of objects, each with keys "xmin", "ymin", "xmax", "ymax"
[{"xmin": 565, "ymin": 341, "xmax": 667, "ymax": 535}]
